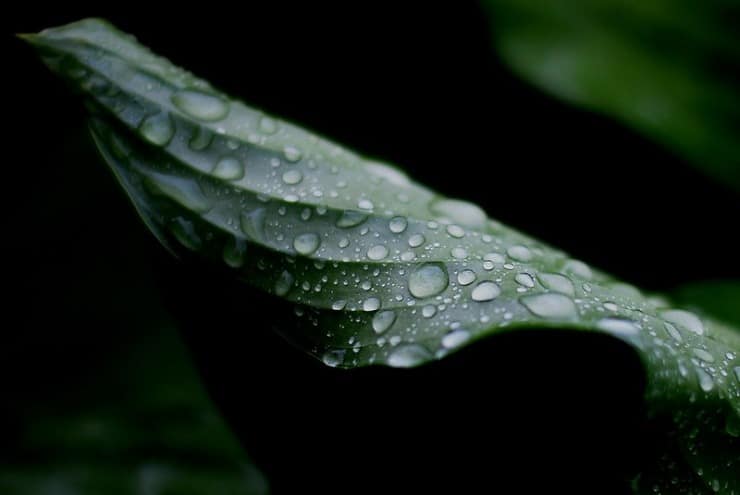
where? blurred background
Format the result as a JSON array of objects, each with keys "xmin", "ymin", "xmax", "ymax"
[{"xmin": 2, "ymin": 1, "xmax": 739, "ymax": 493}]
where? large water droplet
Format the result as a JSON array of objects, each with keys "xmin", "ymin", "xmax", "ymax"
[
  {"xmin": 457, "ymin": 270, "xmax": 477, "ymax": 286},
  {"xmin": 422, "ymin": 304, "xmax": 437, "ymax": 318},
  {"xmin": 408, "ymin": 264, "xmax": 448, "ymax": 299},
  {"xmin": 563, "ymin": 259, "xmax": 593, "ymax": 280},
  {"xmin": 358, "ymin": 199, "xmax": 374, "ymax": 210},
  {"xmin": 367, "ymin": 245, "xmax": 389, "ymax": 260},
  {"xmin": 274, "ymin": 270, "xmax": 294, "ymax": 296},
  {"xmin": 692, "ymin": 348, "xmax": 714, "ymax": 363},
  {"xmin": 660, "ymin": 309, "xmax": 704, "ymax": 336},
  {"xmin": 389, "ymin": 216, "xmax": 408, "ymax": 234},
  {"xmin": 139, "ymin": 112, "xmax": 174, "ymax": 146},
  {"xmin": 388, "ymin": 344, "xmax": 431, "ymax": 368},
  {"xmin": 446, "ymin": 225, "xmax": 465, "ymax": 238},
  {"xmin": 430, "ymin": 198, "xmax": 487, "ymax": 229},
  {"xmin": 515, "ymin": 273, "xmax": 535, "ymax": 288},
  {"xmin": 282, "ymin": 169, "xmax": 303, "ymax": 185},
  {"xmin": 145, "ymin": 173, "xmax": 210, "ymax": 213},
  {"xmin": 663, "ymin": 322, "xmax": 683, "ymax": 342},
  {"xmin": 213, "ymin": 157, "xmax": 244, "ymax": 180},
  {"xmin": 408, "ymin": 234, "xmax": 425, "ymax": 248},
  {"xmin": 372, "ymin": 310, "xmax": 397, "ymax": 334},
  {"xmin": 696, "ymin": 367, "xmax": 714, "ymax": 392},
  {"xmin": 283, "ymin": 145, "xmax": 302, "ymax": 162},
  {"xmin": 293, "ymin": 233, "xmax": 320, "ymax": 255},
  {"xmin": 442, "ymin": 329, "xmax": 471, "ymax": 349},
  {"xmin": 471, "ymin": 281, "xmax": 501, "ymax": 302},
  {"xmin": 332, "ymin": 300, "xmax": 347, "ymax": 311},
  {"xmin": 172, "ymin": 90, "xmax": 229, "ymax": 121},
  {"xmin": 364, "ymin": 161, "xmax": 411, "ymax": 186},
  {"xmin": 520, "ymin": 293, "xmax": 577, "ymax": 320},
  {"xmin": 222, "ymin": 237, "xmax": 247, "ymax": 267},
  {"xmin": 336, "ymin": 210, "xmax": 368, "ymax": 228},
  {"xmin": 596, "ymin": 318, "xmax": 639, "ymax": 338},
  {"xmin": 507, "ymin": 245, "xmax": 532, "ymax": 262},
  {"xmin": 363, "ymin": 297, "xmax": 381, "ymax": 312}
]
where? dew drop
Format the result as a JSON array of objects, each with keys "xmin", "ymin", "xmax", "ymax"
[
  {"xmin": 408, "ymin": 233, "xmax": 425, "ymax": 248},
  {"xmin": 222, "ymin": 238, "xmax": 247, "ymax": 267},
  {"xmin": 363, "ymin": 297, "xmax": 381, "ymax": 312},
  {"xmin": 336, "ymin": 210, "xmax": 368, "ymax": 228},
  {"xmin": 563, "ymin": 259, "xmax": 593, "ymax": 280},
  {"xmin": 507, "ymin": 245, "xmax": 532, "ymax": 262},
  {"xmin": 388, "ymin": 344, "xmax": 431, "ymax": 368},
  {"xmin": 274, "ymin": 270, "xmax": 294, "ymax": 296},
  {"xmin": 471, "ymin": 281, "xmax": 501, "ymax": 302},
  {"xmin": 144, "ymin": 173, "xmax": 211, "ymax": 213},
  {"xmin": 283, "ymin": 145, "xmax": 302, "ymax": 162},
  {"xmin": 515, "ymin": 273, "xmax": 535, "ymax": 288},
  {"xmin": 332, "ymin": 300, "xmax": 347, "ymax": 311},
  {"xmin": 358, "ymin": 199, "xmax": 374, "ymax": 210},
  {"xmin": 692, "ymin": 348, "xmax": 715, "ymax": 363},
  {"xmin": 429, "ymin": 198, "xmax": 487, "ymax": 229},
  {"xmin": 188, "ymin": 126, "xmax": 213, "ymax": 151},
  {"xmin": 372, "ymin": 310, "xmax": 397, "ymax": 334},
  {"xmin": 603, "ymin": 302, "xmax": 619, "ymax": 312},
  {"xmin": 451, "ymin": 247, "xmax": 468, "ymax": 259},
  {"xmin": 322, "ymin": 349, "xmax": 345, "ymax": 367},
  {"xmin": 484, "ymin": 252, "xmax": 506, "ymax": 264},
  {"xmin": 446, "ymin": 224, "xmax": 465, "ymax": 238},
  {"xmin": 293, "ymin": 233, "xmax": 320, "ymax": 255},
  {"xmin": 364, "ymin": 161, "xmax": 411, "ymax": 186},
  {"xmin": 660, "ymin": 309, "xmax": 704, "ymax": 336},
  {"xmin": 442, "ymin": 329, "xmax": 471, "ymax": 349},
  {"xmin": 537, "ymin": 273, "xmax": 574, "ymax": 296},
  {"xmin": 663, "ymin": 322, "xmax": 683, "ymax": 342},
  {"xmin": 367, "ymin": 245, "xmax": 389, "ymax": 260},
  {"xmin": 172, "ymin": 90, "xmax": 229, "ymax": 121},
  {"xmin": 457, "ymin": 270, "xmax": 477, "ymax": 286},
  {"xmin": 389, "ymin": 216, "xmax": 408, "ymax": 234},
  {"xmin": 422, "ymin": 304, "xmax": 437, "ymax": 318},
  {"xmin": 282, "ymin": 169, "xmax": 303, "ymax": 185},
  {"xmin": 520, "ymin": 293, "xmax": 577, "ymax": 320},
  {"xmin": 212, "ymin": 157, "xmax": 244, "ymax": 180},
  {"xmin": 696, "ymin": 367, "xmax": 714, "ymax": 392},
  {"xmin": 139, "ymin": 112, "xmax": 174, "ymax": 146},
  {"xmin": 408, "ymin": 263, "xmax": 449, "ymax": 298},
  {"xmin": 596, "ymin": 318, "xmax": 639, "ymax": 338},
  {"xmin": 240, "ymin": 208, "xmax": 266, "ymax": 241},
  {"xmin": 258, "ymin": 115, "xmax": 278, "ymax": 134},
  {"xmin": 170, "ymin": 217, "xmax": 201, "ymax": 251}
]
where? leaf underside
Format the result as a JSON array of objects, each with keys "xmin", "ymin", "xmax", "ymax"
[{"xmin": 25, "ymin": 19, "xmax": 740, "ymax": 492}]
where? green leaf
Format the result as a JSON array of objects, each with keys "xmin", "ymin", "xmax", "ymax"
[
  {"xmin": 481, "ymin": 0, "xmax": 740, "ymax": 191},
  {"xmin": 0, "ymin": 323, "xmax": 268, "ymax": 495},
  {"xmin": 24, "ymin": 18, "xmax": 740, "ymax": 492}
]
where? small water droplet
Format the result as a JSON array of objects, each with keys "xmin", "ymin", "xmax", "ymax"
[
  {"xmin": 451, "ymin": 247, "xmax": 468, "ymax": 259},
  {"xmin": 457, "ymin": 270, "xmax": 477, "ymax": 286},
  {"xmin": 663, "ymin": 322, "xmax": 683, "ymax": 342},
  {"xmin": 139, "ymin": 112, "xmax": 174, "ymax": 146},
  {"xmin": 332, "ymin": 300, "xmax": 347, "ymax": 310},
  {"xmin": 389, "ymin": 216, "xmax": 408, "ymax": 234},
  {"xmin": 692, "ymin": 348, "xmax": 715, "ymax": 363},
  {"xmin": 358, "ymin": 199, "xmax": 374, "ymax": 210},
  {"xmin": 429, "ymin": 198, "xmax": 487, "ymax": 228},
  {"xmin": 596, "ymin": 318, "xmax": 639, "ymax": 338},
  {"xmin": 367, "ymin": 245, "xmax": 389, "ymax": 260},
  {"xmin": 336, "ymin": 210, "xmax": 368, "ymax": 228},
  {"xmin": 364, "ymin": 161, "xmax": 411, "ymax": 186},
  {"xmin": 212, "ymin": 157, "xmax": 244, "ymax": 180},
  {"xmin": 372, "ymin": 310, "xmax": 397, "ymax": 334},
  {"xmin": 363, "ymin": 297, "xmax": 381, "ymax": 312},
  {"xmin": 603, "ymin": 302, "xmax": 619, "ymax": 312},
  {"xmin": 172, "ymin": 90, "xmax": 229, "ymax": 121},
  {"xmin": 408, "ymin": 263, "xmax": 449, "ymax": 298},
  {"xmin": 507, "ymin": 245, "xmax": 532, "ymax": 262},
  {"xmin": 537, "ymin": 273, "xmax": 574, "ymax": 296},
  {"xmin": 293, "ymin": 233, "xmax": 320, "ymax": 255},
  {"xmin": 515, "ymin": 273, "xmax": 535, "ymax": 288},
  {"xmin": 484, "ymin": 252, "xmax": 506, "ymax": 264},
  {"xmin": 471, "ymin": 281, "xmax": 501, "ymax": 302},
  {"xmin": 282, "ymin": 169, "xmax": 303, "ymax": 185},
  {"xmin": 259, "ymin": 115, "xmax": 278, "ymax": 134},
  {"xmin": 442, "ymin": 329, "xmax": 471, "ymax": 349},
  {"xmin": 274, "ymin": 270, "xmax": 294, "ymax": 296},
  {"xmin": 240, "ymin": 208, "xmax": 266, "ymax": 241},
  {"xmin": 520, "ymin": 293, "xmax": 577, "ymax": 319},
  {"xmin": 696, "ymin": 367, "xmax": 714, "ymax": 392},
  {"xmin": 283, "ymin": 145, "xmax": 302, "ymax": 162},
  {"xmin": 660, "ymin": 309, "xmax": 704, "ymax": 336},
  {"xmin": 422, "ymin": 304, "xmax": 437, "ymax": 318},
  {"xmin": 408, "ymin": 233, "xmax": 425, "ymax": 247},
  {"xmin": 446, "ymin": 224, "xmax": 465, "ymax": 238},
  {"xmin": 322, "ymin": 349, "xmax": 345, "ymax": 367},
  {"xmin": 387, "ymin": 344, "xmax": 431, "ymax": 368}
]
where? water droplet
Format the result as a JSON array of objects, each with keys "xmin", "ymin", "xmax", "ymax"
[
  {"xmin": 471, "ymin": 281, "xmax": 501, "ymax": 302},
  {"xmin": 696, "ymin": 367, "xmax": 714, "ymax": 392},
  {"xmin": 515, "ymin": 273, "xmax": 535, "ymax": 288},
  {"xmin": 212, "ymin": 157, "xmax": 244, "ymax": 180},
  {"xmin": 367, "ymin": 245, "xmax": 389, "ymax": 260},
  {"xmin": 520, "ymin": 293, "xmax": 577, "ymax": 320},
  {"xmin": 274, "ymin": 270, "xmax": 294, "ymax": 296},
  {"xmin": 222, "ymin": 238, "xmax": 247, "ymax": 267},
  {"xmin": 429, "ymin": 198, "xmax": 487, "ymax": 228},
  {"xmin": 408, "ymin": 234, "xmax": 425, "ymax": 247},
  {"xmin": 332, "ymin": 300, "xmax": 347, "ymax": 311},
  {"xmin": 283, "ymin": 145, "xmax": 302, "ymax": 162},
  {"xmin": 389, "ymin": 216, "xmax": 408, "ymax": 233},
  {"xmin": 189, "ymin": 126, "xmax": 213, "ymax": 151},
  {"xmin": 363, "ymin": 297, "xmax": 381, "ymax": 312},
  {"xmin": 139, "ymin": 112, "xmax": 174, "ymax": 146},
  {"xmin": 364, "ymin": 161, "xmax": 411, "ymax": 186},
  {"xmin": 170, "ymin": 217, "xmax": 201, "ymax": 250},
  {"xmin": 282, "ymin": 169, "xmax": 303, "ymax": 185},
  {"xmin": 422, "ymin": 304, "xmax": 437, "ymax": 318},
  {"xmin": 144, "ymin": 173, "xmax": 211, "ymax": 213},
  {"xmin": 457, "ymin": 270, "xmax": 477, "ymax": 286},
  {"xmin": 372, "ymin": 310, "xmax": 397, "ymax": 334},
  {"xmin": 537, "ymin": 273, "xmax": 574, "ymax": 296},
  {"xmin": 172, "ymin": 90, "xmax": 229, "ymax": 121},
  {"xmin": 442, "ymin": 329, "xmax": 471, "ymax": 349},
  {"xmin": 484, "ymin": 252, "xmax": 506, "ymax": 264},
  {"xmin": 563, "ymin": 259, "xmax": 593, "ymax": 280},
  {"xmin": 258, "ymin": 115, "xmax": 277, "ymax": 134},
  {"xmin": 446, "ymin": 224, "xmax": 465, "ymax": 238},
  {"xmin": 358, "ymin": 199, "xmax": 374, "ymax": 210},
  {"xmin": 408, "ymin": 263, "xmax": 449, "ymax": 298},
  {"xmin": 596, "ymin": 318, "xmax": 639, "ymax": 338},
  {"xmin": 507, "ymin": 245, "xmax": 532, "ymax": 262},
  {"xmin": 692, "ymin": 348, "xmax": 715, "ymax": 363},
  {"xmin": 388, "ymin": 344, "xmax": 431, "ymax": 368},
  {"xmin": 293, "ymin": 233, "xmax": 320, "ymax": 255},
  {"xmin": 240, "ymin": 208, "xmax": 266, "ymax": 241},
  {"xmin": 663, "ymin": 322, "xmax": 683, "ymax": 342},
  {"xmin": 400, "ymin": 251, "xmax": 415, "ymax": 261},
  {"xmin": 660, "ymin": 309, "xmax": 704, "ymax": 336},
  {"xmin": 322, "ymin": 349, "xmax": 345, "ymax": 367},
  {"xmin": 451, "ymin": 247, "xmax": 468, "ymax": 259},
  {"xmin": 603, "ymin": 302, "xmax": 619, "ymax": 312},
  {"xmin": 336, "ymin": 210, "xmax": 368, "ymax": 228}
]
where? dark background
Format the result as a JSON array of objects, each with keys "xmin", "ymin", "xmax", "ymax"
[{"xmin": 3, "ymin": 2, "xmax": 739, "ymax": 493}]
